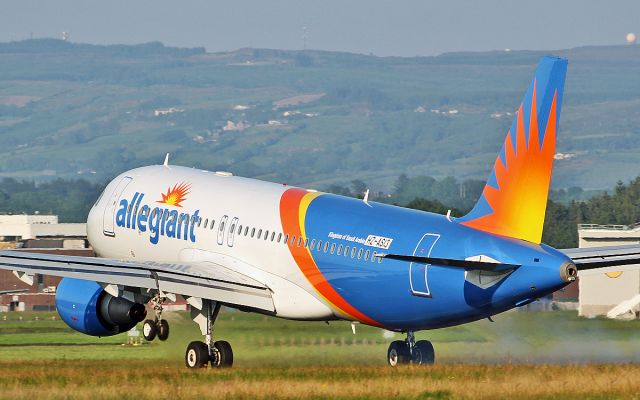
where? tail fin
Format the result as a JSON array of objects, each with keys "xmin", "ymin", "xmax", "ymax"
[{"xmin": 458, "ymin": 56, "xmax": 567, "ymax": 244}]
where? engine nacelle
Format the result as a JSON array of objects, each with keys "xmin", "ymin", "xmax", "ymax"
[{"xmin": 55, "ymin": 278, "xmax": 147, "ymax": 336}]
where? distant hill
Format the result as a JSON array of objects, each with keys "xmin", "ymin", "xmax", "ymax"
[{"xmin": 1, "ymin": 39, "xmax": 640, "ymax": 191}]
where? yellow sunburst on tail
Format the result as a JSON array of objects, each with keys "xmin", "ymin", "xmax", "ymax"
[
  {"xmin": 459, "ymin": 57, "xmax": 567, "ymax": 244},
  {"xmin": 157, "ymin": 182, "xmax": 191, "ymax": 207}
]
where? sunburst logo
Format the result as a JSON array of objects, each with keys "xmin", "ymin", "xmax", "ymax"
[
  {"xmin": 157, "ymin": 182, "xmax": 191, "ymax": 207},
  {"xmin": 461, "ymin": 82, "xmax": 558, "ymax": 244}
]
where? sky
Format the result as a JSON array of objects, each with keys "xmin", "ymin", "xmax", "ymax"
[{"xmin": 1, "ymin": 0, "xmax": 639, "ymax": 56}]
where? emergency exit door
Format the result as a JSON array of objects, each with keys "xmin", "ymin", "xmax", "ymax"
[{"xmin": 409, "ymin": 233, "xmax": 440, "ymax": 297}]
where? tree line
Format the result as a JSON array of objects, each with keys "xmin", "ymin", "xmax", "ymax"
[
  {"xmin": 325, "ymin": 175, "xmax": 640, "ymax": 249},
  {"xmin": 1, "ymin": 175, "xmax": 639, "ymax": 249}
]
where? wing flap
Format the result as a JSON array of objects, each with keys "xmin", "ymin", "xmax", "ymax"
[{"xmin": 0, "ymin": 250, "xmax": 275, "ymax": 313}]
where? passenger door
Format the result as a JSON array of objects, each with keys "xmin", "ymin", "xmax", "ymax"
[{"xmin": 102, "ymin": 176, "xmax": 132, "ymax": 237}]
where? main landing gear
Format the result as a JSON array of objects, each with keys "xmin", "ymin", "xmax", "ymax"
[
  {"xmin": 185, "ymin": 300, "xmax": 233, "ymax": 368},
  {"xmin": 387, "ymin": 330, "xmax": 435, "ymax": 366},
  {"xmin": 143, "ymin": 294, "xmax": 170, "ymax": 342}
]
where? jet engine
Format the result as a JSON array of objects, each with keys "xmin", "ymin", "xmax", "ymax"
[{"xmin": 55, "ymin": 278, "xmax": 147, "ymax": 336}]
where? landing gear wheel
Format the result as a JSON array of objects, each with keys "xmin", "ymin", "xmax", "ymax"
[
  {"xmin": 142, "ymin": 319, "xmax": 157, "ymax": 341},
  {"xmin": 412, "ymin": 340, "xmax": 435, "ymax": 365},
  {"xmin": 157, "ymin": 319, "xmax": 170, "ymax": 341},
  {"xmin": 210, "ymin": 340, "xmax": 233, "ymax": 368},
  {"xmin": 185, "ymin": 341, "xmax": 209, "ymax": 368},
  {"xmin": 387, "ymin": 340, "xmax": 410, "ymax": 366}
]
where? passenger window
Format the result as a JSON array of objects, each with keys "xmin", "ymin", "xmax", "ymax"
[
  {"xmin": 378, "ymin": 255, "xmax": 383, "ymax": 263},
  {"xmin": 337, "ymin": 244, "xmax": 343, "ymax": 255},
  {"xmin": 284, "ymin": 234, "xmax": 289, "ymax": 244},
  {"xmin": 257, "ymin": 229, "xmax": 262, "ymax": 239},
  {"xmin": 183, "ymin": 215, "xmax": 190, "ymax": 225},
  {"xmin": 237, "ymin": 224, "xmax": 242, "ymax": 234},
  {"xmin": 270, "ymin": 232, "xmax": 275, "ymax": 242},
  {"xmin": 317, "ymin": 240, "xmax": 323, "ymax": 251},
  {"xmin": 277, "ymin": 233, "xmax": 282, "ymax": 243},
  {"xmin": 210, "ymin": 219, "xmax": 215, "ymax": 230},
  {"xmin": 351, "ymin": 247, "xmax": 356, "ymax": 258},
  {"xmin": 371, "ymin": 252, "xmax": 377, "ymax": 263},
  {"xmin": 265, "ymin": 230, "xmax": 270, "ymax": 241},
  {"xmin": 204, "ymin": 218, "xmax": 209, "ymax": 229},
  {"xmin": 330, "ymin": 243, "xmax": 336, "ymax": 254},
  {"xmin": 364, "ymin": 250, "xmax": 370, "ymax": 261},
  {"xmin": 357, "ymin": 249, "xmax": 363, "ymax": 259},
  {"xmin": 299, "ymin": 237, "xmax": 304, "ymax": 247},
  {"xmin": 310, "ymin": 239, "xmax": 316, "ymax": 249},
  {"xmin": 344, "ymin": 246, "xmax": 349, "ymax": 257},
  {"xmin": 197, "ymin": 217, "xmax": 202, "ymax": 228},
  {"xmin": 323, "ymin": 242, "xmax": 329, "ymax": 253},
  {"xmin": 251, "ymin": 228, "xmax": 256, "ymax": 238},
  {"xmin": 244, "ymin": 226, "xmax": 249, "ymax": 236}
]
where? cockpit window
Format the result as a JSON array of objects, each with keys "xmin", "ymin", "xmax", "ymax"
[{"xmin": 92, "ymin": 189, "xmax": 106, "ymax": 209}]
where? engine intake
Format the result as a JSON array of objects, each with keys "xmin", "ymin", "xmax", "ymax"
[{"xmin": 56, "ymin": 278, "xmax": 147, "ymax": 336}]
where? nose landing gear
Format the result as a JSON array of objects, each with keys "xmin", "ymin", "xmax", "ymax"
[
  {"xmin": 142, "ymin": 294, "xmax": 170, "ymax": 341},
  {"xmin": 387, "ymin": 330, "xmax": 435, "ymax": 366}
]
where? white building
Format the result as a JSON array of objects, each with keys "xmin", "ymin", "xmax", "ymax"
[
  {"xmin": 578, "ymin": 224, "xmax": 640, "ymax": 319},
  {"xmin": 0, "ymin": 214, "xmax": 86, "ymax": 242}
]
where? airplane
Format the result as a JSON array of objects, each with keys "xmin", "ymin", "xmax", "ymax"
[{"xmin": 1, "ymin": 55, "xmax": 639, "ymax": 368}]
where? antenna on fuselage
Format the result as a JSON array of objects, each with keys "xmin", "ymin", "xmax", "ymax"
[
  {"xmin": 362, "ymin": 189, "xmax": 372, "ymax": 207},
  {"xmin": 163, "ymin": 153, "xmax": 170, "ymax": 167}
]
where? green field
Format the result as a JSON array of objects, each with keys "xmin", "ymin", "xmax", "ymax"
[{"xmin": 0, "ymin": 310, "xmax": 639, "ymax": 399}]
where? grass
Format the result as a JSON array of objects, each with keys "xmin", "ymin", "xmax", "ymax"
[
  {"xmin": 0, "ymin": 310, "xmax": 639, "ymax": 399},
  {"xmin": 0, "ymin": 361, "xmax": 638, "ymax": 400}
]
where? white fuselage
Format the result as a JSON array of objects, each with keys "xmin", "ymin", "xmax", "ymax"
[{"xmin": 87, "ymin": 165, "xmax": 336, "ymax": 321}]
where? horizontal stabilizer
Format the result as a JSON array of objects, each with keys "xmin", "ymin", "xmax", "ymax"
[
  {"xmin": 377, "ymin": 253, "xmax": 520, "ymax": 272},
  {"xmin": 561, "ymin": 245, "xmax": 640, "ymax": 271}
]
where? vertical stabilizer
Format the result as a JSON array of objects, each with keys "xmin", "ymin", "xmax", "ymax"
[{"xmin": 458, "ymin": 56, "xmax": 567, "ymax": 244}]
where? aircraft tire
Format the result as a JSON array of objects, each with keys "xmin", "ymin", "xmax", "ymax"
[
  {"xmin": 211, "ymin": 340, "xmax": 234, "ymax": 368},
  {"xmin": 157, "ymin": 319, "xmax": 170, "ymax": 341},
  {"xmin": 185, "ymin": 341, "xmax": 209, "ymax": 368},
  {"xmin": 387, "ymin": 340, "xmax": 410, "ymax": 366},
  {"xmin": 412, "ymin": 340, "xmax": 435, "ymax": 365},
  {"xmin": 142, "ymin": 319, "xmax": 157, "ymax": 341}
]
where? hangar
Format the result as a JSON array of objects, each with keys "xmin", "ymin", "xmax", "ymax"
[{"xmin": 578, "ymin": 223, "xmax": 640, "ymax": 319}]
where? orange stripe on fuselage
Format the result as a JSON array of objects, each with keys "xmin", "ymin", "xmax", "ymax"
[{"xmin": 279, "ymin": 188, "xmax": 381, "ymax": 326}]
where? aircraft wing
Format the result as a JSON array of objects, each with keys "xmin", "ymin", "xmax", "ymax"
[
  {"xmin": 0, "ymin": 250, "xmax": 274, "ymax": 312},
  {"xmin": 561, "ymin": 245, "xmax": 640, "ymax": 275}
]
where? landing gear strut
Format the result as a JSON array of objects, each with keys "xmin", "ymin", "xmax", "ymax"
[
  {"xmin": 142, "ymin": 294, "xmax": 170, "ymax": 342},
  {"xmin": 387, "ymin": 330, "xmax": 435, "ymax": 366},
  {"xmin": 185, "ymin": 300, "xmax": 233, "ymax": 368}
]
